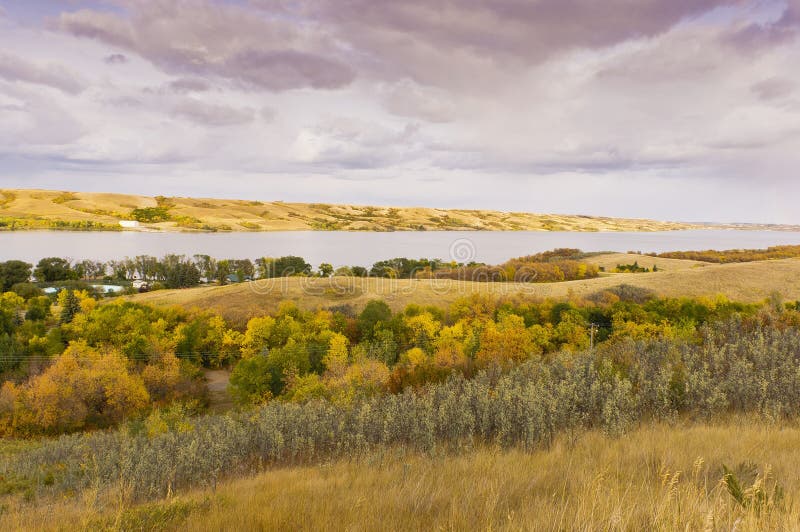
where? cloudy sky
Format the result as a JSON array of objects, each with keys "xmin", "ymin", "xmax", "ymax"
[{"xmin": 1, "ymin": 0, "xmax": 799, "ymax": 223}]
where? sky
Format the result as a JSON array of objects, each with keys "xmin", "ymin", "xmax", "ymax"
[{"xmin": 1, "ymin": 0, "xmax": 799, "ymax": 223}]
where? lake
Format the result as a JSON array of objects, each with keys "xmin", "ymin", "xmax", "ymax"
[{"xmin": 3, "ymin": 230, "xmax": 800, "ymax": 267}]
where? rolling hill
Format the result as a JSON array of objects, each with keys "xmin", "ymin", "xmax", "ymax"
[
  {"xmin": 123, "ymin": 254, "xmax": 800, "ymax": 324},
  {"xmin": 0, "ymin": 188, "xmax": 724, "ymax": 232}
]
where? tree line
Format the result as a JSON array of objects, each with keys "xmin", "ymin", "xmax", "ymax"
[{"xmin": 1, "ymin": 247, "xmax": 602, "ymax": 297}]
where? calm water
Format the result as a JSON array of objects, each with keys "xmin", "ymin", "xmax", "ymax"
[{"xmin": 3, "ymin": 230, "xmax": 800, "ymax": 267}]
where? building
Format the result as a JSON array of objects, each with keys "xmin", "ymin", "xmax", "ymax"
[{"xmin": 119, "ymin": 220, "xmax": 140, "ymax": 228}]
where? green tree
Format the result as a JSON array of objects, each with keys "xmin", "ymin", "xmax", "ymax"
[
  {"xmin": 0, "ymin": 260, "xmax": 32, "ymax": 291},
  {"xmin": 318, "ymin": 263, "xmax": 334, "ymax": 277},
  {"xmin": 35, "ymin": 257, "xmax": 75, "ymax": 282},
  {"xmin": 358, "ymin": 300, "xmax": 392, "ymax": 341},
  {"xmin": 59, "ymin": 290, "xmax": 81, "ymax": 324},
  {"xmin": 229, "ymin": 355, "xmax": 273, "ymax": 404}
]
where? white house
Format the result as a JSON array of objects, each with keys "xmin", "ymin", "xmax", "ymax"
[{"xmin": 119, "ymin": 220, "xmax": 140, "ymax": 228}]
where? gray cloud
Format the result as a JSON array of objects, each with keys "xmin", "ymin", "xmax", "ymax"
[
  {"xmin": 256, "ymin": 0, "xmax": 734, "ymax": 88},
  {"xmin": 171, "ymin": 98, "xmax": 255, "ymax": 126},
  {"xmin": 0, "ymin": 52, "xmax": 85, "ymax": 94},
  {"xmin": 57, "ymin": 1, "xmax": 354, "ymax": 91},
  {"xmin": 168, "ymin": 77, "xmax": 211, "ymax": 94},
  {"xmin": 752, "ymin": 77, "xmax": 796, "ymax": 100},
  {"xmin": 727, "ymin": 1, "xmax": 800, "ymax": 48},
  {"xmin": 382, "ymin": 80, "xmax": 457, "ymax": 122},
  {"xmin": 104, "ymin": 53, "xmax": 128, "ymax": 64}
]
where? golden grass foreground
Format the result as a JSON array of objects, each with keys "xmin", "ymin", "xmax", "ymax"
[{"xmin": 3, "ymin": 420, "xmax": 799, "ymax": 531}]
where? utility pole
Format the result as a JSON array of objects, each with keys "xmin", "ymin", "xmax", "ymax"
[{"xmin": 589, "ymin": 323, "xmax": 599, "ymax": 351}]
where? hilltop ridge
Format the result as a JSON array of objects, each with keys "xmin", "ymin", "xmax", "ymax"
[{"xmin": 0, "ymin": 188, "xmax": 793, "ymax": 233}]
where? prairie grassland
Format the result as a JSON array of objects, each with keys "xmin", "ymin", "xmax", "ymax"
[
  {"xmin": 124, "ymin": 257, "xmax": 800, "ymax": 323},
  {"xmin": 2, "ymin": 421, "xmax": 798, "ymax": 531},
  {"xmin": 0, "ymin": 188, "xmax": 712, "ymax": 232}
]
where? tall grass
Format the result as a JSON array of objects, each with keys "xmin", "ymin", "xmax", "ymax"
[
  {"xmin": 3, "ymin": 317, "xmax": 800, "ymax": 505},
  {"xmin": 3, "ymin": 423, "xmax": 799, "ymax": 530}
]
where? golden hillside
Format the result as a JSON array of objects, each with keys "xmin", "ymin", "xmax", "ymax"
[
  {"xmin": 0, "ymin": 188, "xmax": 706, "ymax": 232},
  {"xmin": 124, "ymin": 255, "xmax": 800, "ymax": 324}
]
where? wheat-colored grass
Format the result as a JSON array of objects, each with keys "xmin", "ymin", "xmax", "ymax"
[
  {"xmin": 0, "ymin": 188, "xmax": 721, "ymax": 232},
  {"xmin": 122, "ymin": 257, "xmax": 800, "ymax": 324},
  {"xmin": 3, "ymin": 421, "xmax": 799, "ymax": 531}
]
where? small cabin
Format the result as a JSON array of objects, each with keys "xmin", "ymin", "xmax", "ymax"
[{"xmin": 119, "ymin": 220, "xmax": 140, "ymax": 228}]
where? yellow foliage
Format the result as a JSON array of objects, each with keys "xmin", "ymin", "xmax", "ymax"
[
  {"xmin": 399, "ymin": 347, "xmax": 428, "ymax": 368},
  {"xmin": 323, "ymin": 333, "xmax": 350, "ymax": 376},
  {"xmin": 476, "ymin": 314, "xmax": 541, "ymax": 366},
  {"xmin": 433, "ymin": 323, "xmax": 468, "ymax": 368},
  {"xmin": 404, "ymin": 312, "xmax": 442, "ymax": 350},
  {"xmin": 142, "ymin": 353, "xmax": 183, "ymax": 403},
  {"xmin": 241, "ymin": 315, "xmax": 276, "ymax": 357},
  {"xmin": 4, "ymin": 342, "xmax": 150, "ymax": 435}
]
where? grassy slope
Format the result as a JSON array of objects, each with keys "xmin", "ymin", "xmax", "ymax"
[
  {"xmin": 3, "ymin": 421, "xmax": 797, "ymax": 530},
  {"xmin": 123, "ymin": 255, "xmax": 800, "ymax": 324},
  {"xmin": 1, "ymin": 188, "xmax": 708, "ymax": 232}
]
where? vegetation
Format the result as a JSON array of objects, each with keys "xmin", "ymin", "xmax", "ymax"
[
  {"xmin": 0, "ymin": 188, "xmax": 729, "ymax": 232},
  {"xmin": 3, "ymin": 422, "xmax": 796, "ymax": 530},
  {"xmin": 615, "ymin": 261, "xmax": 654, "ymax": 273},
  {"xmin": 2, "ymin": 314, "xmax": 800, "ymax": 508},
  {"xmin": 3, "ymin": 242, "xmax": 800, "ymax": 527},
  {"xmin": 655, "ymin": 244, "xmax": 800, "ymax": 263}
]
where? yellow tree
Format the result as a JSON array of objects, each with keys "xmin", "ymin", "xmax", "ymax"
[{"xmin": 476, "ymin": 314, "xmax": 540, "ymax": 366}]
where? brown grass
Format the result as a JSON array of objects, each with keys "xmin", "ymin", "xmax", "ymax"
[
  {"xmin": 0, "ymin": 188, "xmax": 710, "ymax": 232},
  {"xmin": 122, "ymin": 256, "xmax": 800, "ymax": 324},
  {"xmin": 3, "ymin": 421, "xmax": 799, "ymax": 530}
]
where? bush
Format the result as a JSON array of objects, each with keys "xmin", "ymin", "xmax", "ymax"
[{"xmin": 6, "ymin": 318, "xmax": 800, "ymax": 503}]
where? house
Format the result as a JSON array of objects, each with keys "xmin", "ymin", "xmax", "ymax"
[{"xmin": 119, "ymin": 220, "xmax": 140, "ymax": 228}]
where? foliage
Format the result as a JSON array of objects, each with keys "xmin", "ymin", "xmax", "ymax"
[
  {"xmin": 6, "ymin": 318, "xmax": 800, "ymax": 503},
  {"xmin": 655, "ymin": 245, "xmax": 800, "ymax": 264},
  {"xmin": 129, "ymin": 207, "xmax": 172, "ymax": 223},
  {"xmin": 35, "ymin": 257, "xmax": 75, "ymax": 282},
  {"xmin": 0, "ymin": 261, "xmax": 31, "ymax": 292}
]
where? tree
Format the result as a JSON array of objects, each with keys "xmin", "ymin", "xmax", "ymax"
[
  {"xmin": 0, "ymin": 260, "xmax": 32, "ymax": 291},
  {"xmin": 163, "ymin": 261, "xmax": 201, "ymax": 289},
  {"xmin": 193, "ymin": 254, "xmax": 217, "ymax": 281},
  {"xmin": 259, "ymin": 256, "xmax": 311, "ymax": 278},
  {"xmin": 216, "ymin": 260, "xmax": 232, "ymax": 285},
  {"xmin": 318, "ymin": 263, "xmax": 334, "ymax": 277},
  {"xmin": 358, "ymin": 300, "xmax": 392, "ymax": 341},
  {"xmin": 229, "ymin": 355, "xmax": 273, "ymax": 405},
  {"xmin": 59, "ymin": 290, "xmax": 81, "ymax": 324},
  {"xmin": 3, "ymin": 342, "xmax": 150, "ymax": 435},
  {"xmin": 35, "ymin": 257, "xmax": 74, "ymax": 282}
]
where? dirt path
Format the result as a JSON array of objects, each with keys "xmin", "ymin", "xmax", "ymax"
[{"xmin": 204, "ymin": 369, "xmax": 233, "ymax": 413}]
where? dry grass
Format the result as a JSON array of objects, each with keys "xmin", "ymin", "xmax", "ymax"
[
  {"xmin": 1, "ymin": 188, "xmax": 710, "ymax": 232},
  {"xmin": 585, "ymin": 252, "xmax": 709, "ymax": 272},
  {"xmin": 3, "ymin": 421, "xmax": 799, "ymax": 531},
  {"xmin": 122, "ymin": 257, "xmax": 800, "ymax": 324}
]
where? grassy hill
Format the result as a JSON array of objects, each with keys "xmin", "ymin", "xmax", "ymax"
[
  {"xmin": 123, "ymin": 254, "xmax": 800, "ymax": 324},
  {"xmin": 3, "ymin": 421, "xmax": 796, "ymax": 530},
  {"xmin": 0, "ymin": 188, "xmax": 714, "ymax": 232}
]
